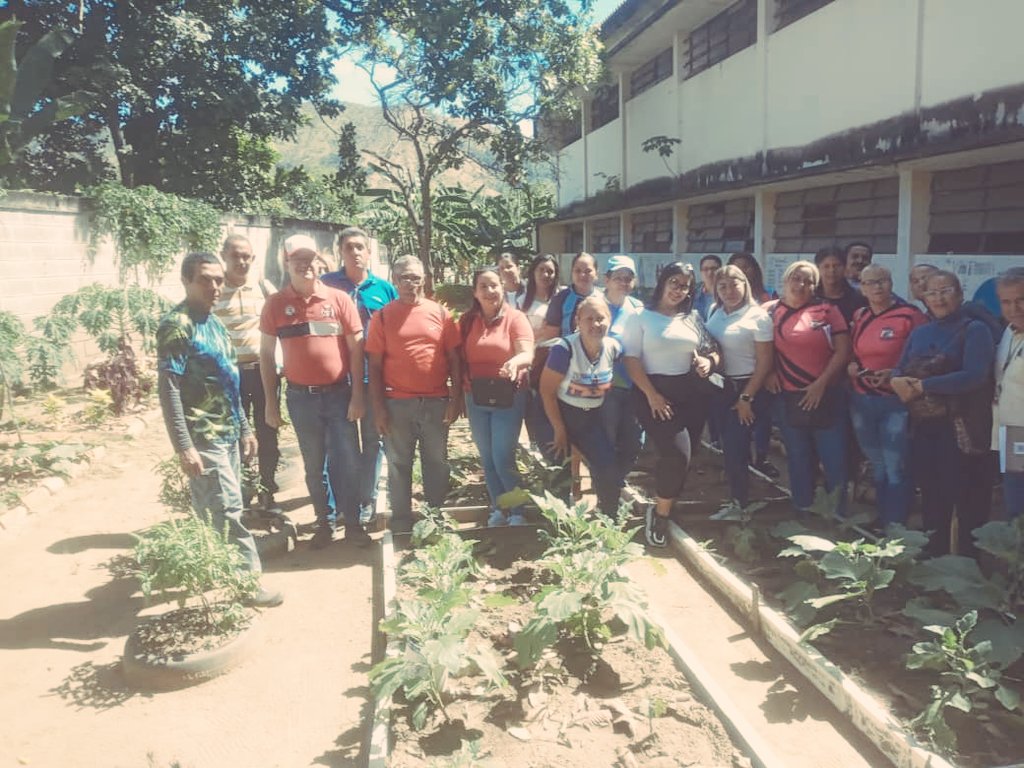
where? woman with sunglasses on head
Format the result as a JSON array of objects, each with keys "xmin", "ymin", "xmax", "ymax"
[
  {"xmin": 891, "ymin": 270, "xmax": 996, "ymax": 556},
  {"xmin": 704, "ymin": 264, "xmax": 774, "ymax": 516},
  {"xmin": 846, "ymin": 264, "xmax": 925, "ymax": 530},
  {"xmin": 623, "ymin": 262, "xmax": 721, "ymax": 547},
  {"xmin": 459, "ymin": 266, "xmax": 535, "ymax": 527},
  {"xmin": 765, "ymin": 260, "xmax": 851, "ymax": 518}
]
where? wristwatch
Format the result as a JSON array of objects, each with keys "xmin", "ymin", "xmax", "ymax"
[{"xmin": 739, "ymin": 393, "xmax": 753, "ymax": 403}]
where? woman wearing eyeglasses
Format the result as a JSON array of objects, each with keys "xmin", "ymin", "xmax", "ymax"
[
  {"xmin": 623, "ymin": 262, "xmax": 721, "ymax": 547},
  {"xmin": 765, "ymin": 260, "xmax": 851, "ymax": 518},
  {"xmin": 846, "ymin": 264, "xmax": 925, "ymax": 529},
  {"xmin": 892, "ymin": 270, "xmax": 996, "ymax": 556}
]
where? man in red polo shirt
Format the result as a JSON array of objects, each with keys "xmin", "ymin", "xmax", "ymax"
[
  {"xmin": 366, "ymin": 255, "xmax": 462, "ymax": 533},
  {"xmin": 260, "ymin": 234, "xmax": 369, "ymax": 549}
]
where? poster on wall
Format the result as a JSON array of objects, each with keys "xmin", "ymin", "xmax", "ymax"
[
  {"xmin": 764, "ymin": 253, "xmax": 897, "ymax": 296},
  {"xmin": 918, "ymin": 254, "xmax": 1024, "ymax": 317}
]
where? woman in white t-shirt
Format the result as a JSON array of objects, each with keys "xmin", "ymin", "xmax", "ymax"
[
  {"xmin": 704, "ymin": 265, "xmax": 774, "ymax": 514},
  {"xmin": 623, "ymin": 262, "xmax": 721, "ymax": 547},
  {"xmin": 995, "ymin": 267, "xmax": 1024, "ymax": 519},
  {"xmin": 518, "ymin": 254, "xmax": 560, "ymax": 333},
  {"xmin": 539, "ymin": 296, "xmax": 625, "ymax": 517}
]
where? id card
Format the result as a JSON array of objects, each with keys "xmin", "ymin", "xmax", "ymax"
[{"xmin": 999, "ymin": 425, "xmax": 1024, "ymax": 473}]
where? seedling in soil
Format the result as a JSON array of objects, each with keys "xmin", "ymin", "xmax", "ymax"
[
  {"xmin": 779, "ymin": 532, "xmax": 911, "ymax": 641},
  {"xmin": 711, "ymin": 500, "xmax": 768, "ymax": 563},
  {"xmin": 906, "ymin": 609, "xmax": 1022, "ymax": 753}
]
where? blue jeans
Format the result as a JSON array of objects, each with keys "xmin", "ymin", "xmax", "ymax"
[
  {"xmin": 384, "ymin": 397, "xmax": 450, "ymax": 526},
  {"xmin": 713, "ymin": 386, "xmax": 773, "ymax": 507},
  {"xmin": 850, "ymin": 392, "xmax": 911, "ymax": 525},
  {"xmin": 753, "ymin": 391, "xmax": 775, "ymax": 460},
  {"xmin": 190, "ymin": 438, "xmax": 262, "ymax": 573},
  {"xmin": 775, "ymin": 394, "xmax": 848, "ymax": 515},
  {"xmin": 466, "ymin": 389, "xmax": 526, "ymax": 515},
  {"xmin": 285, "ymin": 384, "xmax": 360, "ymax": 529},
  {"xmin": 560, "ymin": 401, "xmax": 624, "ymax": 516},
  {"xmin": 1004, "ymin": 472, "xmax": 1024, "ymax": 519},
  {"xmin": 600, "ymin": 386, "xmax": 642, "ymax": 471},
  {"xmin": 356, "ymin": 395, "xmax": 385, "ymax": 515}
]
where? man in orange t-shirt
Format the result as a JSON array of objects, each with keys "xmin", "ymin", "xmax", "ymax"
[
  {"xmin": 260, "ymin": 234, "xmax": 368, "ymax": 549},
  {"xmin": 366, "ymin": 255, "xmax": 461, "ymax": 532}
]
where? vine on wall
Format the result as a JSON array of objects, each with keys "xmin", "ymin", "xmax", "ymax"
[{"xmin": 87, "ymin": 182, "xmax": 222, "ymax": 282}]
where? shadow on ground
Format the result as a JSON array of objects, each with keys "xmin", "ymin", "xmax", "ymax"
[
  {"xmin": 47, "ymin": 532, "xmax": 138, "ymax": 554},
  {"xmin": 50, "ymin": 660, "xmax": 146, "ymax": 709}
]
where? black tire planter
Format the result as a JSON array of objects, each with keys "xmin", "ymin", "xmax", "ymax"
[{"xmin": 122, "ymin": 612, "xmax": 261, "ymax": 691}]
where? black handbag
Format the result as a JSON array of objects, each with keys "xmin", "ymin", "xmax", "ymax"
[
  {"xmin": 471, "ymin": 376, "xmax": 516, "ymax": 408},
  {"xmin": 782, "ymin": 387, "xmax": 840, "ymax": 429}
]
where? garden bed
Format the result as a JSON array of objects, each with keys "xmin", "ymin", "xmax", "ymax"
[
  {"xmin": 624, "ymin": 447, "xmax": 1024, "ymax": 768},
  {"xmin": 372, "ymin": 509, "xmax": 752, "ymax": 768}
]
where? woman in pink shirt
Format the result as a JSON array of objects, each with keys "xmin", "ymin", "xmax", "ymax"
[{"xmin": 459, "ymin": 266, "xmax": 535, "ymax": 526}]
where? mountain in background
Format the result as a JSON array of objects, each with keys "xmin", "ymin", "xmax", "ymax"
[{"xmin": 272, "ymin": 102, "xmax": 504, "ymax": 194}]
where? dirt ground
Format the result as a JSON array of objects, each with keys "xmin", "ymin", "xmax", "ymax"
[{"xmin": 0, "ymin": 417, "xmax": 376, "ymax": 768}]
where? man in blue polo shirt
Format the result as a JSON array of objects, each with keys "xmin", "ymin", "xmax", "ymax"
[{"xmin": 322, "ymin": 227, "xmax": 397, "ymax": 524}]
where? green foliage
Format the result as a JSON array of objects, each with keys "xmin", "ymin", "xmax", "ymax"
[
  {"xmin": 370, "ymin": 506, "xmax": 507, "ymax": 730},
  {"xmin": 0, "ymin": 310, "xmax": 27, "ymax": 418},
  {"xmin": 513, "ymin": 492, "xmax": 664, "ymax": 669},
  {"xmin": 133, "ymin": 514, "xmax": 259, "ymax": 632},
  {"xmin": 906, "ymin": 610, "xmax": 1022, "ymax": 753},
  {"xmin": 155, "ymin": 456, "xmax": 192, "ymax": 515},
  {"xmin": 711, "ymin": 500, "xmax": 768, "ymax": 563},
  {"xmin": 0, "ymin": 440, "xmax": 89, "ymax": 485},
  {"xmin": 82, "ymin": 338, "xmax": 154, "ymax": 415},
  {"xmin": 80, "ymin": 388, "xmax": 112, "ymax": 427},
  {"xmin": 24, "ymin": 335, "xmax": 66, "ymax": 391},
  {"xmin": 54, "ymin": 283, "xmax": 170, "ymax": 355},
  {"xmin": 88, "ymin": 183, "xmax": 221, "ymax": 282},
  {"xmin": 778, "ymin": 532, "xmax": 913, "ymax": 640}
]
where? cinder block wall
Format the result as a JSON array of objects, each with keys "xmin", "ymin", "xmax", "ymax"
[{"xmin": 0, "ymin": 191, "xmax": 360, "ymax": 381}]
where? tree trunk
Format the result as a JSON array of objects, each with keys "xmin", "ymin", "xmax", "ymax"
[
  {"xmin": 419, "ymin": 174, "xmax": 434, "ymax": 296},
  {"xmin": 106, "ymin": 106, "xmax": 130, "ymax": 187}
]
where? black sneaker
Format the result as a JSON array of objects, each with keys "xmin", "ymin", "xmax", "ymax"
[
  {"xmin": 345, "ymin": 525, "xmax": 373, "ymax": 546},
  {"xmin": 310, "ymin": 526, "xmax": 334, "ymax": 550},
  {"xmin": 753, "ymin": 458, "xmax": 780, "ymax": 479},
  {"xmin": 246, "ymin": 586, "xmax": 284, "ymax": 608},
  {"xmin": 644, "ymin": 505, "xmax": 668, "ymax": 548}
]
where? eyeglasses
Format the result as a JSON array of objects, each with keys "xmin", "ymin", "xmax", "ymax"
[
  {"xmin": 923, "ymin": 286, "xmax": 958, "ymax": 299},
  {"xmin": 397, "ymin": 274, "xmax": 424, "ymax": 284},
  {"xmin": 860, "ymin": 279, "xmax": 890, "ymax": 288},
  {"xmin": 608, "ymin": 271, "xmax": 634, "ymax": 282},
  {"xmin": 666, "ymin": 278, "xmax": 692, "ymax": 290}
]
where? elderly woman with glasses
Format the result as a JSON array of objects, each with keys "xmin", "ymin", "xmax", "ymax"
[
  {"xmin": 846, "ymin": 264, "xmax": 926, "ymax": 528},
  {"xmin": 765, "ymin": 260, "xmax": 852, "ymax": 517},
  {"xmin": 892, "ymin": 270, "xmax": 996, "ymax": 555},
  {"xmin": 623, "ymin": 262, "xmax": 721, "ymax": 547}
]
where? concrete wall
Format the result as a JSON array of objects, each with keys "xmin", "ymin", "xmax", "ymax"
[
  {"xmin": 557, "ymin": 141, "xmax": 587, "ymax": 206},
  {"xmin": 588, "ymin": 119, "xmax": 624, "ymax": 193},
  {"xmin": 0, "ymin": 192, "xmax": 356, "ymax": 374},
  {"xmin": 625, "ymin": 76, "xmax": 681, "ymax": 184}
]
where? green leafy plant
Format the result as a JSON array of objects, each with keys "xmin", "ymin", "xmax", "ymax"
[
  {"xmin": 80, "ymin": 389, "xmax": 113, "ymax": 427},
  {"xmin": 155, "ymin": 456, "xmax": 192, "ymax": 514},
  {"xmin": 0, "ymin": 440, "xmax": 89, "ymax": 484},
  {"xmin": 513, "ymin": 492, "xmax": 664, "ymax": 669},
  {"xmin": 41, "ymin": 393, "xmax": 65, "ymax": 426},
  {"xmin": 0, "ymin": 310, "xmax": 26, "ymax": 421},
  {"xmin": 82, "ymin": 338, "xmax": 154, "ymax": 414},
  {"xmin": 52, "ymin": 283, "xmax": 170, "ymax": 355},
  {"xmin": 906, "ymin": 610, "xmax": 1022, "ymax": 753},
  {"xmin": 88, "ymin": 182, "xmax": 221, "ymax": 282},
  {"xmin": 133, "ymin": 514, "xmax": 259, "ymax": 632},
  {"xmin": 778, "ymin": 532, "xmax": 912, "ymax": 642},
  {"xmin": 709, "ymin": 500, "xmax": 768, "ymax": 562}
]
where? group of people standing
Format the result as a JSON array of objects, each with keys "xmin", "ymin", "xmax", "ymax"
[{"xmin": 156, "ymin": 230, "xmax": 1023, "ymax": 606}]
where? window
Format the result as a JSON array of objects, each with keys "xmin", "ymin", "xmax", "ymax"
[
  {"xmin": 589, "ymin": 217, "xmax": 621, "ymax": 253},
  {"xmin": 536, "ymin": 108, "xmax": 581, "ymax": 150},
  {"xmin": 630, "ymin": 209, "xmax": 674, "ymax": 253},
  {"xmin": 565, "ymin": 223, "xmax": 584, "ymax": 254},
  {"xmin": 687, "ymin": 198, "xmax": 754, "ymax": 253},
  {"xmin": 683, "ymin": 0, "xmax": 756, "ymax": 80},
  {"xmin": 629, "ymin": 48, "xmax": 673, "ymax": 99},
  {"xmin": 773, "ymin": 179, "xmax": 899, "ymax": 253},
  {"xmin": 774, "ymin": 0, "xmax": 837, "ymax": 32},
  {"xmin": 928, "ymin": 161, "xmax": 1024, "ymax": 254},
  {"xmin": 589, "ymin": 84, "xmax": 619, "ymax": 132}
]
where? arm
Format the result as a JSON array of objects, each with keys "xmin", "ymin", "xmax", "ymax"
[
  {"xmin": 623, "ymin": 356, "xmax": 672, "ymax": 421},
  {"xmin": 735, "ymin": 341, "xmax": 774, "ymax": 425},
  {"xmin": 368, "ymin": 352, "xmax": 389, "ymax": 435},
  {"xmin": 260, "ymin": 332, "xmax": 283, "ymax": 428},
  {"xmin": 536, "ymin": 322, "xmax": 560, "ymax": 343},
  {"xmin": 345, "ymin": 331, "xmax": 365, "ymax": 421},
  {"xmin": 500, "ymin": 337, "xmax": 534, "ymax": 380},
  {"xmin": 800, "ymin": 333, "xmax": 851, "ymax": 409},
  {"xmin": 445, "ymin": 345, "xmax": 463, "ymax": 423},
  {"xmin": 539, "ymin": 367, "xmax": 570, "ymax": 457},
  {"xmin": 921, "ymin": 323, "xmax": 996, "ymax": 395},
  {"xmin": 158, "ymin": 370, "xmax": 202, "ymax": 477}
]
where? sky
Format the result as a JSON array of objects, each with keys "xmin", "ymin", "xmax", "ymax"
[{"xmin": 330, "ymin": 0, "xmax": 625, "ymax": 106}]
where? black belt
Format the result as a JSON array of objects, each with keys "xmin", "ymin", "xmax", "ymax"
[{"xmin": 286, "ymin": 381, "xmax": 349, "ymax": 394}]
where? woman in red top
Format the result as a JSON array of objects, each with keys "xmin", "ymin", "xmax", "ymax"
[
  {"xmin": 765, "ymin": 260, "xmax": 851, "ymax": 515},
  {"xmin": 459, "ymin": 267, "xmax": 535, "ymax": 526},
  {"xmin": 847, "ymin": 264, "xmax": 925, "ymax": 528}
]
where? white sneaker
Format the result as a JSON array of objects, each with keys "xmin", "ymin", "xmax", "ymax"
[{"xmin": 644, "ymin": 505, "xmax": 668, "ymax": 548}]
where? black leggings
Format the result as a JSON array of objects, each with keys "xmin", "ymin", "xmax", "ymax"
[{"xmin": 634, "ymin": 372, "xmax": 711, "ymax": 499}]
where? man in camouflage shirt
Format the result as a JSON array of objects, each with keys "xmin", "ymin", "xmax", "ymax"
[{"xmin": 157, "ymin": 252, "xmax": 283, "ymax": 607}]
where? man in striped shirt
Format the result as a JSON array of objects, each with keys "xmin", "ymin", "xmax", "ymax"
[{"xmin": 213, "ymin": 234, "xmax": 280, "ymax": 510}]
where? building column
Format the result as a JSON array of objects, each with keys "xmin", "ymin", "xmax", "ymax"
[
  {"xmin": 615, "ymin": 69, "xmax": 629, "ymax": 190},
  {"xmin": 896, "ymin": 168, "xmax": 932, "ymax": 295},
  {"xmin": 754, "ymin": 189, "xmax": 776, "ymax": 265},
  {"xmin": 674, "ymin": 202, "xmax": 688, "ymax": 257},
  {"xmin": 580, "ymin": 92, "xmax": 593, "ymax": 200}
]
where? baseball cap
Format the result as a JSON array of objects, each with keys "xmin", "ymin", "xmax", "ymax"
[
  {"xmin": 283, "ymin": 234, "xmax": 318, "ymax": 258},
  {"xmin": 606, "ymin": 254, "xmax": 636, "ymax": 275}
]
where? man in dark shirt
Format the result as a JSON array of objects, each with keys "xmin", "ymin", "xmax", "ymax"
[
  {"xmin": 157, "ymin": 252, "xmax": 282, "ymax": 607},
  {"xmin": 815, "ymin": 246, "xmax": 867, "ymax": 323}
]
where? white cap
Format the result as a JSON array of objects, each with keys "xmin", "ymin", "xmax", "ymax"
[{"xmin": 283, "ymin": 234, "xmax": 318, "ymax": 258}]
